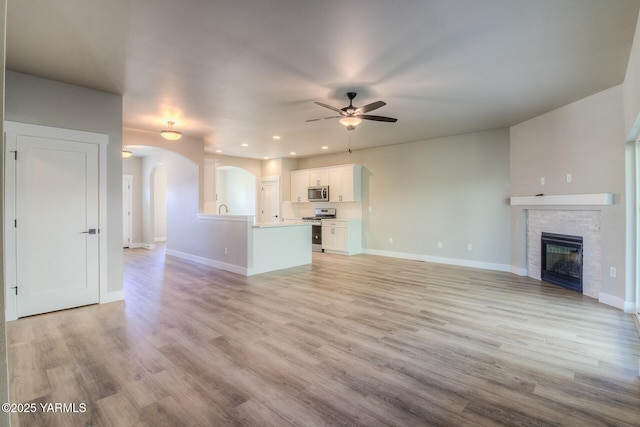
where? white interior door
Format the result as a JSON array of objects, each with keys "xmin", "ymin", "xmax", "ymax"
[
  {"xmin": 123, "ymin": 175, "xmax": 133, "ymax": 247},
  {"xmin": 15, "ymin": 134, "xmax": 100, "ymax": 317},
  {"xmin": 262, "ymin": 178, "xmax": 280, "ymax": 224}
]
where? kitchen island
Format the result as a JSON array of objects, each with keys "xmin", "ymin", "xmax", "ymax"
[{"xmin": 165, "ymin": 214, "xmax": 311, "ymax": 276}]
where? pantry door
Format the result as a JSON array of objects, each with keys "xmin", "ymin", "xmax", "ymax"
[
  {"xmin": 5, "ymin": 122, "xmax": 106, "ymax": 318},
  {"xmin": 261, "ymin": 177, "xmax": 280, "ymax": 224}
]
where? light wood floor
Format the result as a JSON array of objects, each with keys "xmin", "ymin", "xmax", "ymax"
[{"xmin": 7, "ymin": 247, "xmax": 640, "ymax": 426}]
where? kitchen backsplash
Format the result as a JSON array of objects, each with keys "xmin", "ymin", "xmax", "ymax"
[{"xmin": 282, "ymin": 201, "xmax": 363, "ymax": 220}]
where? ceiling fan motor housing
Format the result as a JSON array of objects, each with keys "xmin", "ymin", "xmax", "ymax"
[{"xmin": 307, "ymin": 92, "xmax": 397, "ymax": 124}]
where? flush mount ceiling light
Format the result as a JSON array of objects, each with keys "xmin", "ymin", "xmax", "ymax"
[
  {"xmin": 121, "ymin": 148, "xmax": 133, "ymax": 158},
  {"xmin": 160, "ymin": 121, "xmax": 182, "ymax": 140}
]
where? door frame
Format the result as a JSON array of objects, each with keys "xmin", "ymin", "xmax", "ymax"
[
  {"xmin": 4, "ymin": 121, "xmax": 108, "ymax": 321},
  {"xmin": 635, "ymin": 138, "xmax": 640, "ymax": 319}
]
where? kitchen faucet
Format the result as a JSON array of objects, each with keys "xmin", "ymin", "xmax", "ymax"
[{"xmin": 219, "ymin": 204, "xmax": 229, "ymax": 214}]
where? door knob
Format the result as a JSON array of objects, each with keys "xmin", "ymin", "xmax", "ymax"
[{"xmin": 81, "ymin": 229, "xmax": 97, "ymax": 235}]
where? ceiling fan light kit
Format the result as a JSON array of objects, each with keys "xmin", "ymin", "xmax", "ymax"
[
  {"xmin": 339, "ymin": 116, "xmax": 362, "ymax": 128},
  {"xmin": 160, "ymin": 121, "xmax": 182, "ymax": 140},
  {"xmin": 307, "ymin": 92, "xmax": 397, "ymax": 130}
]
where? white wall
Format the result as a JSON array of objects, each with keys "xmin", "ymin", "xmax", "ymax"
[
  {"xmin": 622, "ymin": 8, "xmax": 640, "ymax": 313},
  {"xmin": 5, "ymin": 71, "xmax": 124, "ymax": 295},
  {"xmin": 153, "ymin": 165, "xmax": 167, "ymax": 241},
  {"xmin": 623, "ymin": 10, "xmax": 640, "ymax": 140},
  {"xmin": 510, "ymin": 85, "xmax": 626, "ymax": 303},
  {"xmin": 298, "ymin": 129, "xmax": 511, "ymax": 269}
]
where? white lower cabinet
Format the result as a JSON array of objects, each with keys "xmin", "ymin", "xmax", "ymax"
[{"xmin": 321, "ymin": 220, "xmax": 361, "ymax": 255}]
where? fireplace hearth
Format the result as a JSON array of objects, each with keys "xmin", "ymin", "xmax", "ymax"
[{"xmin": 541, "ymin": 232, "xmax": 583, "ymax": 293}]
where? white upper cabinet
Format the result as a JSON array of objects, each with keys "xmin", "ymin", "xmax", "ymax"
[
  {"xmin": 291, "ymin": 170, "xmax": 310, "ymax": 202},
  {"xmin": 290, "ymin": 164, "xmax": 361, "ymax": 203},
  {"xmin": 329, "ymin": 165, "xmax": 361, "ymax": 202},
  {"xmin": 309, "ymin": 170, "xmax": 329, "ymax": 186}
]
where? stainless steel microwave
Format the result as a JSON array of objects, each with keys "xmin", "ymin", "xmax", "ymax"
[{"xmin": 308, "ymin": 186, "xmax": 329, "ymax": 202}]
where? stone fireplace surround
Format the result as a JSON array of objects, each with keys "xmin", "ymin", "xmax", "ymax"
[{"xmin": 526, "ymin": 209, "xmax": 602, "ymax": 298}]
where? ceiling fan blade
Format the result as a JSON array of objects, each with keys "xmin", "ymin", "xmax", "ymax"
[
  {"xmin": 360, "ymin": 115, "xmax": 398, "ymax": 123},
  {"xmin": 357, "ymin": 100, "xmax": 386, "ymax": 114},
  {"xmin": 314, "ymin": 101, "xmax": 344, "ymax": 114},
  {"xmin": 306, "ymin": 116, "xmax": 341, "ymax": 122}
]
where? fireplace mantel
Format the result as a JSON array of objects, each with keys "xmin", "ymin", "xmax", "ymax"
[{"xmin": 510, "ymin": 193, "xmax": 613, "ymax": 206}]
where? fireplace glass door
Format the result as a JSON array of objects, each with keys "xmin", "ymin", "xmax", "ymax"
[{"xmin": 541, "ymin": 233, "xmax": 583, "ymax": 293}]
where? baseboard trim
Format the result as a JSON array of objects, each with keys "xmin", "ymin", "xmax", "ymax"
[
  {"xmin": 362, "ymin": 249, "xmax": 511, "ymax": 273},
  {"xmin": 598, "ymin": 292, "xmax": 628, "ymax": 311},
  {"xmin": 126, "ymin": 242, "xmax": 144, "ymax": 249},
  {"xmin": 166, "ymin": 249, "xmax": 248, "ymax": 276},
  {"xmin": 100, "ymin": 290, "xmax": 124, "ymax": 304},
  {"xmin": 154, "ymin": 237, "xmax": 167, "ymax": 243},
  {"xmin": 510, "ymin": 266, "xmax": 528, "ymax": 276},
  {"xmin": 623, "ymin": 301, "xmax": 636, "ymax": 314},
  {"xmin": 142, "ymin": 243, "xmax": 156, "ymax": 250}
]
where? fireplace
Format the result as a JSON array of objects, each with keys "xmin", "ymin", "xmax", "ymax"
[{"xmin": 541, "ymin": 232, "xmax": 583, "ymax": 293}]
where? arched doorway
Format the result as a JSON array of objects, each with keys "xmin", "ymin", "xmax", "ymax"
[{"xmin": 216, "ymin": 166, "xmax": 257, "ymax": 215}]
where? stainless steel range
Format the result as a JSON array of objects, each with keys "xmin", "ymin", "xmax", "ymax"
[{"xmin": 302, "ymin": 208, "xmax": 336, "ymax": 252}]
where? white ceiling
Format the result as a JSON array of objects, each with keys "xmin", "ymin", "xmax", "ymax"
[{"xmin": 6, "ymin": 0, "xmax": 640, "ymax": 159}]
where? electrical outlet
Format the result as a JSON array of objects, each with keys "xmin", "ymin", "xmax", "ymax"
[
  {"xmin": 437, "ymin": 241, "xmax": 443, "ymax": 249},
  {"xmin": 368, "ymin": 206, "xmax": 372, "ymax": 212},
  {"xmin": 540, "ymin": 176, "xmax": 545, "ymax": 185},
  {"xmin": 389, "ymin": 237, "xmax": 393, "ymax": 244},
  {"xmin": 224, "ymin": 247, "xmax": 228, "ymax": 255},
  {"xmin": 467, "ymin": 243, "xmax": 473, "ymax": 251},
  {"xmin": 566, "ymin": 173, "xmax": 572, "ymax": 183},
  {"xmin": 610, "ymin": 267, "xmax": 617, "ymax": 278}
]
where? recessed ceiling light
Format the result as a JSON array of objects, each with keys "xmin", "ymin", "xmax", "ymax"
[
  {"xmin": 241, "ymin": 143, "xmax": 249, "ymax": 147},
  {"xmin": 263, "ymin": 156, "xmax": 269, "ymax": 160},
  {"xmin": 289, "ymin": 152, "xmax": 296, "ymax": 155},
  {"xmin": 215, "ymin": 149, "xmax": 222, "ymax": 153},
  {"xmin": 272, "ymin": 135, "xmax": 281, "ymax": 140},
  {"xmin": 322, "ymin": 146, "xmax": 328, "ymax": 150}
]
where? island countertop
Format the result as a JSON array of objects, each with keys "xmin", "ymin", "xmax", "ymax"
[
  {"xmin": 196, "ymin": 214, "xmax": 309, "ymax": 228},
  {"xmin": 252, "ymin": 220, "xmax": 308, "ymax": 228}
]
